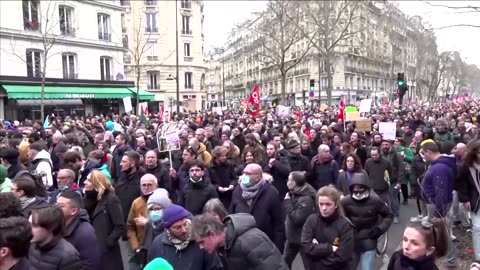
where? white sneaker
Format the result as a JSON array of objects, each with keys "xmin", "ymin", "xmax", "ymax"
[
  {"xmin": 450, "ymin": 234, "xmax": 457, "ymax": 241},
  {"xmin": 410, "ymin": 215, "xmax": 424, "ymax": 223}
]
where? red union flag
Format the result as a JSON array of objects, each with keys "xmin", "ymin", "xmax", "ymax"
[
  {"xmin": 338, "ymin": 95, "xmax": 345, "ymax": 120},
  {"xmin": 240, "ymin": 98, "xmax": 248, "ymax": 109},
  {"xmin": 247, "ymin": 85, "xmax": 261, "ymax": 117}
]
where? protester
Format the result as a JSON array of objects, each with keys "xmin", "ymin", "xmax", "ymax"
[
  {"xmin": 0, "ymin": 216, "xmax": 34, "ymax": 270},
  {"xmin": 192, "ymin": 213, "xmax": 289, "ymax": 270},
  {"xmin": 11, "ymin": 176, "xmax": 49, "ymax": 218}
]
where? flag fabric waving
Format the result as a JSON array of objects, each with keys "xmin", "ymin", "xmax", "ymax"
[
  {"xmin": 247, "ymin": 85, "xmax": 261, "ymax": 117},
  {"xmin": 338, "ymin": 95, "xmax": 345, "ymax": 120},
  {"xmin": 140, "ymin": 105, "xmax": 149, "ymax": 126}
]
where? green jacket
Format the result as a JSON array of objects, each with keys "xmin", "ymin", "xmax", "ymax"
[{"xmin": 396, "ymin": 146, "xmax": 413, "ymax": 184}]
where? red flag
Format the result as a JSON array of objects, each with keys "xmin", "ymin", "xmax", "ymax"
[
  {"xmin": 338, "ymin": 95, "xmax": 345, "ymax": 120},
  {"xmin": 247, "ymin": 85, "xmax": 261, "ymax": 117},
  {"xmin": 144, "ymin": 105, "xmax": 149, "ymax": 115},
  {"xmin": 159, "ymin": 104, "xmax": 164, "ymax": 120}
]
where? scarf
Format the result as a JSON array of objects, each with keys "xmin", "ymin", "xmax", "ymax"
[
  {"xmin": 20, "ymin": 197, "xmax": 36, "ymax": 210},
  {"xmin": 346, "ymin": 169, "xmax": 355, "ymax": 186},
  {"xmin": 290, "ymin": 184, "xmax": 307, "ymax": 196},
  {"xmin": 240, "ymin": 177, "xmax": 266, "ymax": 200},
  {"xmin": 166, "ymin": 221, "xmax": 192, "ymax": 252}
]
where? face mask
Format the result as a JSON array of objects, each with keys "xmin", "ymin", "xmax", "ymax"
[
  {"xmin": 149, "ymin": 210, "xmax": 163, "ymax": 222},
  {"xmin": 352, "ymin": 190, "xmax": 369, "ymax": 201},
  {"xmin": 190, "ymin": 177, "xmax": 203, "ymax": 183},
  {"xmin": 240, "ymin": 174, "xmax": 251, "ymax": 186}
]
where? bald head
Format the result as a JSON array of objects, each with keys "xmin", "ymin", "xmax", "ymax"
[
  {"xmin": 189, "ymin": 138, "xmax": 200, "ymax": 150},
  {"xmin": 140, "ymin": 173, "xmax": 158, "ymax": 195},
  {"xmin": 243, "ymin": 163, "xmax": 263, "ymax": 185},
  {"xmin": 452, "ymin": 143, "xmax": 466, "ymax": 158}
]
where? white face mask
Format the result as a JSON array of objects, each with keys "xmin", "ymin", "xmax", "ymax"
[{"xmin": 352, "ymin": 190, "xmax": 369, "ymax": 201}]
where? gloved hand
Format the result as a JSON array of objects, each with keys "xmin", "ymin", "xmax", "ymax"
[{"xmin": 368, "ymin": 228, "xmax": 382, "ymax": 239}]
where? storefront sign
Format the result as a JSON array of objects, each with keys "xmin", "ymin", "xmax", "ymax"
[{"xmin": 65, "ymin": 93, "xmax": 95, "ymax": 99}]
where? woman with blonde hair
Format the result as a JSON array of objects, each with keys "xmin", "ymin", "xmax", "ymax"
[
  {"xmin": 301, "ymin": 185, "xmax": 354, "ymax": 270},
  {"xmin": 83, "ymin": 170, "xmax": 125, "ymax": 270}
]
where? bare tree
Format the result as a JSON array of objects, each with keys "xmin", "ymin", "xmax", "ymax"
[
  {"xmin": 293, "ymin": 0, "xmax": 366, "ymax": 104},
  {"xmin": 123, "ymin": 6, "xmax": 175, "ymax": 115},
  {"xmin": 240, "ymin": 0, "xmax": 313, "ymax": 105},
  {"xmin": 1, "ymin": 0, "xmax": 72, "ymax": 120},
  {"xmin": 425, "ymin": 51, "xmax": 451, "ymax": 100}
]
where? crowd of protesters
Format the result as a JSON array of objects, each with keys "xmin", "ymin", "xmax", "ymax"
[{"xmin": 1, "ymin": 98, "xmax": 480, "ymax": 270}]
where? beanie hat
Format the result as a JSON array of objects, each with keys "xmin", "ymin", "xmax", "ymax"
[
  {"xmin": 144, "ymin": 258, "xmax": 173, "ymax": 270},
  {"xmin": 163, "ymin": 204, "xmax": 191, "ymax": 228},
  {"xmin": 147, "ymin": 188, "xmax": 171, "ymax": 209},
  {"xmin": 0, "ymin": 164, "xmax": 7, "ymax": 182}
]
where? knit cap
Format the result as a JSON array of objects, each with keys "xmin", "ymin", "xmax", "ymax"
[
  {"xmin": 163, "ymin": 204, "xmax": 191, "ymax": 228},
  {"xmin": 144, "ymin": 258, "xmax": 173, "ymax": 270},
  {"xmin": 147, "ymin": 188, "xmax": 171, "ymax": 209}
]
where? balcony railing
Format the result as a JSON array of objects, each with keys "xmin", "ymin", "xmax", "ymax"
[
  {"xmin": 181, "ymin": 29, "xmax": 192, "ymax": 35},
  {"xmin": 123, "ymin": 55, "xmax": 131, "ymax": 64},
  {"xmin": 98, "ymin": 32, "xmax": 111, "ymax": 41},
  {"xmin": 60, "ymin": 26, "xmax": 75, "ymax": 36},
  {"xmin": 144, "ymin": 0, "xmax": 157, "ymax": 6},
  {"xmin": 147, "ymin": 56, "xmax": 158, "ymax": 61},
  {"xmin": 184, "ymin": 84, "xmax": 194, "ymax": 89},
  {"xmin": 101, "ymin": 75, "xmax": 114, "ymax": 81},
  {"xmin": 184, "ymin": 56, "xmax": 193, "ymax": 62},
  {"xmin": 147, "ymin": 84, "xmax": 158, "ymax": 90},
  {"xmin": 24, "ymin": 20, "xmax": 40, "ymax": 31},
  {"xmin": 181, "ymin": 1, "xmax": 191, "ymax": 9},
  {"xmin": 63, "ymin": 73, "xmax": 78, "ymax": 79},
  {"xmin": 145, "ymin": 26, "xmax": 158, "ymax": 33}
]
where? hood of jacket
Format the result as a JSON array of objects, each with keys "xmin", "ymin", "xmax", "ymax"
[
  {"xmin": 431, "ymin": 155, "xmax": 457, "ymax": 171},
  {"xmin": 224, "ymin": 213, "xmax": 256, "ymax": 250},
  {"xmin": 64, "ymin": 209, "xmax": 90, "ymax": 237},
  {"xmin": 349, "ymin": 172, "xmax": 370, "ymax": 192},
  {"xmin": 292, "ymin": 183, "xmax": 316, "ymax": 198},
  {"xmin": 80, "ymin": 158, "xmax": 101, "ymax": 180},
  {"xmin": 34, "ymin": 150, "xmax": 52, "ymax": 163},
  {"xmin": 198, "ymin": 143, "xmax": 207, "ymax": 154}
]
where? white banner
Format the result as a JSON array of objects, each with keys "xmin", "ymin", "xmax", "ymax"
[{"xmin": 123, "ymin": 97, "xmax": 133, "ymax": 113}]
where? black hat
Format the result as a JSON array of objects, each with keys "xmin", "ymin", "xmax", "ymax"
[
  {"xmin": 0, "ymin": 148, "xmax": 19, "ymax": 159},
  {"xmin": 286, "ymin": 140, "xmax": 300, "ymax": 150}
]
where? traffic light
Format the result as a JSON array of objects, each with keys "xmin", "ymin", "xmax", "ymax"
[
  {"xmin": 326, "ymin": 100, "xmax": 330, "ymax": 105},
  {"xmin": 397, "ymin": 73, "xmax": 405, "ymax": 87},
  {"xmin": 310, "ymin": 79, "xmax": 315, "ymax": 91}
]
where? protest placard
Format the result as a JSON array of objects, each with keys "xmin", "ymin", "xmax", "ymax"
[
  {"xmin": 346, "ymin": 112, "xmax": 362, "ymax": 121},
  {"xmin": 359, "ymin": 99, "xmax": 372, "ymax": 113},
  {"xmin": 355, "ymin": 119, "xmax": 372, "ymax": 132},
  {"xmin": 165, "ymin": 129, "xmax": 180, "ymax": 151},
  {"xmin": 379, "ymin": 122, "xmax": 396, "ymax": 141}
]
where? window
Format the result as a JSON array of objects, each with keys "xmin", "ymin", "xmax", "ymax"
[
  {"xmin": 145, "ymin": 13, "xmax": 157, "ymax": 32},
  {"xmin": 144, "ymin": 0, "xmax": 156, "ymax": 5},
  {"xmin": 26, "ymin": 49, "xmax": 42, "ymax": 77},
  {"xmin": 182, "ymin": 16, "xmax": 191, "ymax": 35},
  {"xmin": 100, "ymin": 57, "xmax": 112, "ymax": 80},
  {"xmin": 23, "ymin": 0, "xmax": 39, "ymax": 30},
  {"xmin": 147, "ymin": 42, "xmax": 158, "ymax": 61},
  {"xmin": 121, "ymin": 13, "xmax": 126, "ymax": 33},
  {"xmin": 147, "ymin": 71, "xmax": 159, "ymax": 90},
  {"xmin": 97, "ymin": 14, "xmax": 110, "ymax": 41},
  {"xmin": 181, "ymin": 0, "xmax": 191, "ymax": 9},
  {"xmin": 59, "ymin": 5, "xmax": 74, "ymax": 35},
  {"xmin": 184, "ymin": 43, "xmax": 190, "ymax": 57},
  {"xmin": 120, "ymin": 0, "xmax": 130, "ymax": 6},
  {"xmin": 184, "ymin": 72, "xmax": 193, "ymax": 89},
  {"xmin": 62, "ymin": 53, "xmax": 76, "ymax": 79}
]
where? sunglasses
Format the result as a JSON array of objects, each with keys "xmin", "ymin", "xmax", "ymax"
[{"xmin": 420, "ymin": 220, "xmax": 437, "ymax": 244}]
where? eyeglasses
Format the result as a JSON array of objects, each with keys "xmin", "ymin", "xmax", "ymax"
[{"xmin": 421, "ymin": 220, "xmax": 437, "ymax": 245}]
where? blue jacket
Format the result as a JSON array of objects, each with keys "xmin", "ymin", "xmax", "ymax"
[
  {"xmin": 147, "ymin": 232, "xmax": 222, "ymax": 270},
  {"xmin": 422, "ymin": 155, "xmax": 456, "ymax": 217},
  {"xmin": 64, "ymin": 209, "xmax": 101, "ymax": 270}
]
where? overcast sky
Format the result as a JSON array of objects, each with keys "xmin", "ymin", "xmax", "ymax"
[{"xmin": 203, "ymin": 1, "xmax": 480, "ymax": 66}]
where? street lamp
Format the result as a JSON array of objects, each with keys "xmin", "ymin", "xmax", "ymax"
[
  {"xmin": 221, "ymin": 48, "xmax": 226, "ymax": 109},
  {"xmin": 174, "ymin": 0, "xmax": 180, "ymax": 114},
  {"xmin": 166, "ymin": 74, "xmax": 179, "ymax": 113}
]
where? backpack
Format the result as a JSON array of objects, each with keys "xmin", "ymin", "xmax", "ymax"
[{"xmin": 14, "ymin": 169, "xmax": 48, "ymax": 198}]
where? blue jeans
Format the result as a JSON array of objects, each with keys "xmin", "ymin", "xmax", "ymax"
[
  {"xmin": 389, "ymin": 186, "xmax": 400, "ymax": 217},
  {"xmin": 359, "ymin": 250, "xmax": 375, "ymax": 270}
]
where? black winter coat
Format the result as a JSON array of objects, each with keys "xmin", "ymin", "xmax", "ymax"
[
  {"xmin": 262, "ymin": 155, "xmax": 291, "ymax": 200},
  {"xmin": 181, "ymin": 178, "xmax": 218, "ymax": 215},
  {"xmin": 456, "ymin": 165, "xmax": 480, "ymax": 213},
  {"xmin": 114, "ymin": 169, "xmax": 144, "ymax": 222},
  {"xmin": 21, "ymin": 197, "xmax": 49, "ymax": 219},
  {"xmin": 387, "ymin": 250, "xmax": 439, "ymax": 270},
  {"xmin": 342, "ymin": 194, "xmax": 393, "ymax": 252},
  {"xmin": 28, "ymin": 237, "xmax": 82, "ymax": 270},
  {"xmin": 145, "ymin": 162, "xmax": 172, "ymax": 195},
  {"xmin": 209, "ymin": 161, "xmax": 237, "ymax": 209},
  {"xmin": 218, "ymin": 213, "xmax": 288, "ymax": 270},
  {"xmin": 284, "ymin": 184, "xmax": 316, "ymax": 244},
  {"xmin": 287, "ymin": 153, "xmax": 311, "ymax": 173},
  {"xmin": 229, "ymin": 182, "xmax": 285, "ymax": 252},
  {"xmin": 84, "ymin": 190, "xmax": 125, "ymax": 270},
  {"xmin": 301, "ymin": 212, "xmax": 354, "ymax": 270}
]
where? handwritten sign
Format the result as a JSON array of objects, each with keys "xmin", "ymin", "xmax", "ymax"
[
  {"xmin": 379, "ymin": 122, "xmax": 396, "ymax": 141},
  {"xmin": 346, "ymin": 112, "xmax": 362, "ymax": 121},
  {"xmin": 359, "ymin": 99, "xmax": 372, "ymax": 113},
  {"xmin": 276, "ymin": 105, "xmax": 290, "ymax": 117},
  {"xmin": 165, "ymin": 129, "xmax": 180, "ymax": 151},
  {"xmin": 355, "ymin": 119, "xmax": 372, "ymax": 132}
]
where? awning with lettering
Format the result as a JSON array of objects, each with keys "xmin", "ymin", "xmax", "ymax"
[{"xmin": 2, "ymin": 85, "xmax": 133, "ymax": 99}]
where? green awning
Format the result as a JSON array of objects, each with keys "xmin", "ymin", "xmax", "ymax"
[
  {"xmin": 129, "ymin": 88, "xmax": 155, "ymax": 101},
  {"xmin": 2, "ymin": 85, "xmax": 133, "ymax": 99}
]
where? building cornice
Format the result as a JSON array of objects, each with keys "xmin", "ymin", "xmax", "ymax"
[
  {"xmin": 85, "ymin": 0, "xmax": 124, "ymax": 11},
  {"xmin": 0, "ymin": 29, "xmax": 125, "ymax": 52}
]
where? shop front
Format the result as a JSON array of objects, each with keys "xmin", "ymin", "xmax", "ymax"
[{"xmin": 0, "ymin": 76, "xmax": 154, "ymax": 120}]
